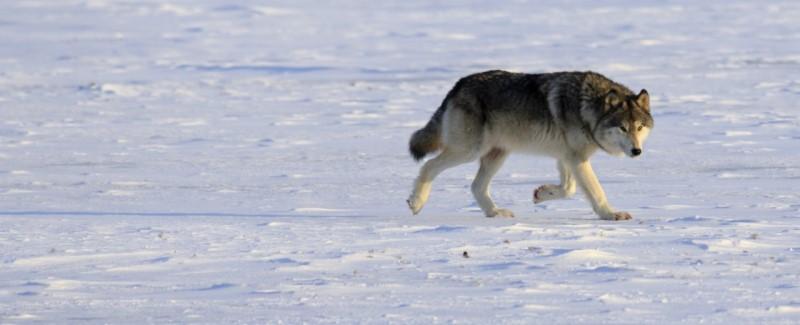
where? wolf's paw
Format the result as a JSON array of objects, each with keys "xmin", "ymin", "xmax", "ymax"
[
  {"xmin": 407, "ymin": 197, "xmax": 423, "ymax": 215},
  {"xmin": 487, "ymin": 208, "xmax": 515, "ymax": 218},
  {"xmin": 601, "ymin": 211, "xmax": 632, "ymax": 221},
  {"xmin": 533, "ymin": 184, "xmax": 563, "ymax": 204}
]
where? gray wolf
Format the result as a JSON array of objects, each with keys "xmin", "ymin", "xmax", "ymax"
[{"xmin": 407, "ymin": 70, "xmax": 653, "ymax": 220}]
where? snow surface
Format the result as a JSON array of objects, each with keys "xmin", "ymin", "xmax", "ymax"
[{"xmin": 2, "ymin": 0, "xmax": 800, "ymax": 323}]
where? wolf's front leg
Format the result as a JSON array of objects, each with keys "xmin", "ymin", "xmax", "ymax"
[
  {"xmin": 566, "ymin": 159, "xmax": 631, "ymax": 221},
  {"xmin": 534, "ymin": 160, "xmax": 577, "ymax": 203}
]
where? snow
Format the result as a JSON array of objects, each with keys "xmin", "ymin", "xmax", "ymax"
[{"xmin": 2, "ymin": 0, "xmax": 800, "ymax": 323}]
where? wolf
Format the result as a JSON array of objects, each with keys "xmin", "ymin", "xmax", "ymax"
[{"xmin": 407, "ymin": 70, "xmax": 653, "ymax": 221}]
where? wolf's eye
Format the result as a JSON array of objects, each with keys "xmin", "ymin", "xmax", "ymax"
[
  {"xmin": 637, "ymin": 125, "xmax": 643, "ymax": 131},
  {"xmin": 619, "ymin": 126, "xmax": 627, "ymax": 132}
]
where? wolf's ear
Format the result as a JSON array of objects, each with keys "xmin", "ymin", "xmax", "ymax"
[
  {"xmin": 636, "ymin": 89, "xmax": 649, "ymax": 110},
  {"xmin": 605, "ymin": 90, "xmax": 622, "ymax": 108}
]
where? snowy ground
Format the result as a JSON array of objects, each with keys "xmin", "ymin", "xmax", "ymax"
[{"xmin": 2, "ymin": 0, "xmax": 800, "ymax": 323}]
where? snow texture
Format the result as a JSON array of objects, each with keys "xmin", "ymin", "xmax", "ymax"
[{"xmin": 2, "ymin": 0, "xmax": 800, "ymax": 323}]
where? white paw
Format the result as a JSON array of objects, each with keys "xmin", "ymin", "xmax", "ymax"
[
  {"xmin": 487, "ymin": 208, "xmax": 515, "ymax": 218},
  {"xmin": 407, "ymin": 197, "xmax": 423, "ymax": 215},
  {"xmin": 533, "ymin": 184, "xmax": 562, "ymax": 204},
  {"xmin": 600, "ymin": 211, "xmax": 632, "ymax": 221}
]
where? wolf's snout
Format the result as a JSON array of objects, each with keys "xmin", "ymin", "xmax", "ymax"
[{"xmin": 631, "ymin": 148, "xmax": 642, "ymax": 156}]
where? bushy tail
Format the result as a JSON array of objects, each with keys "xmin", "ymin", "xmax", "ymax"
[{"xmin": 409, "ymin": 104, "xmax": 446, "ymax": 161}]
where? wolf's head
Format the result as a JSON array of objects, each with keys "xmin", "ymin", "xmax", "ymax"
[{"xmin": 593, "ymin": 89, "xmax": 653, "ymax": 158}]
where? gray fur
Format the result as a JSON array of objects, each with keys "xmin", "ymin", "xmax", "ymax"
[{"xmin": 407, "ymin": 70, "xmax": 653, "ymax": 220}]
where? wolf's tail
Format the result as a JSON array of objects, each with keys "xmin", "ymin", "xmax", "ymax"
[
  {"xmin": 409, "ymin": 103, "xmax": 446, "ymax": 161},
  {"xmin": 410, "ymin": 80, "xmax": 464, "ymax": 161}
]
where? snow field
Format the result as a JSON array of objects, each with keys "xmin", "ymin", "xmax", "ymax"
[{"xmin": 2, "ymin": 1, "xmax": 800, "ymax": 323}]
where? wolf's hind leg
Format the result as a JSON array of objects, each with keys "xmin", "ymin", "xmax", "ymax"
[
  {"xmin": 408, "ymin": 149, "xmax": 475, "ymax": 215},
  {"xmin": 472, "ymin": 148, "xmax": 512, "ymax": 218},
  {"xmin": 533, "ymin": 160, "xmax": 577, "ymax": 204}
]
